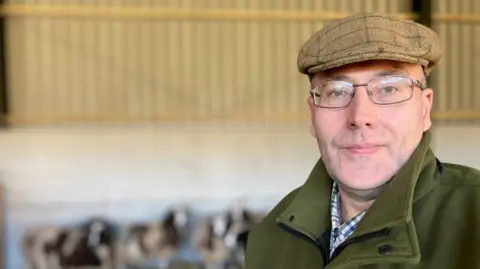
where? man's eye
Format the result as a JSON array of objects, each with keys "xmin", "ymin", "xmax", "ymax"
[
  {"xmin": 327, "ymin": 89, "xmax": 349, "ymax": 97},
  {"xmin": 379, "ymin": 86, "xmax": 398, "ymax": 94}
]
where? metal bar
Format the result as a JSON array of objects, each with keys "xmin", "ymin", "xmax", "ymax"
[
  {"xmin": 412, "ymin": 0, "xmax": 432, "ymax": 27},
  {"xmin": 0, "ymin": 4, "xmax": 417, "ymax": 21},
  {"xmin": 0, "ymin": 0, "xmax": 9, "ymax": 128},
  {"xmin": 412, "ymin": 0, "xmax": 432, "ymax": 88},
  {"xmin": 434, "ymin": 13, "xmax": 480, "ymax": 23},
  {"xmin": 0, "ymin": 4, "xmax": 478, "ymax": 23}
]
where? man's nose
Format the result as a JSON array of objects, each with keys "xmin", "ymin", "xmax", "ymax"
[{"xmin": 346, "ymin": 87, "xmax": 379, "ymax": 129}]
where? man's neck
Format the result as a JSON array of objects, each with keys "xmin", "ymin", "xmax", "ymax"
[
  {"xmin": 338, "ymin": 192, "xmax": 373, "ymax": 223},
  {"xmin": 337, "ymin": 183, "xmax": 387, "ymax": 223}
]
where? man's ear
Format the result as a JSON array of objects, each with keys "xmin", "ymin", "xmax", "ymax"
[{"xmin": 421, "ymin": 88, "xmax": 434, "ymax": 132}]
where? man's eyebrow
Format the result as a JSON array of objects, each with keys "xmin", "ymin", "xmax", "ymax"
[
  {"xmin": 322, "ymin": 73, "xmax": 350, "ymax": 82},
  {"xmin": 312, "ymin": 67, "xmax": 410, "ymax": 86},
  {"xmin": 374, "ymin": 69, "xmax": 409, "ymax": 77},
  {"xmin": 311, "ymin": 73, "xmax": 351, "ymax": 87}
]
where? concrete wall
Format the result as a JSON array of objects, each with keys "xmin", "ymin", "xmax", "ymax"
[
  {"xmin": 0, "ymin": 123, "xmax": 316, "ymax": 269},
  {"xmin": 0, "ymin": 123, "xmax": 479, "ymax": 269}
]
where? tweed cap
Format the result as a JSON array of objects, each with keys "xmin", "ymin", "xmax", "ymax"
[{"xmin": 297, "ymin": 13, "xmax": 442, "ymax": 76}]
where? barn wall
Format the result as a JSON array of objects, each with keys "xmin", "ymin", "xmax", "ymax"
[
  {"xmin": 4, "ymin": 0, "xmax": 480, "ymax": 125},
  {"xmin": 4, "ymin": 0, "xmax": 410, "ymax": 125},
  {"xmin": 1, "ymin": 123, "xmax": 480, "ymax": 269}
]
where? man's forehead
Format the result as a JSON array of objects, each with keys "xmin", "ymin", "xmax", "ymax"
[{"xmin": 311, "ymin": 60, "xmax": 419, "ymax": 83}]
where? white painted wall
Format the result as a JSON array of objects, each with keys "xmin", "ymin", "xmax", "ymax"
[{"xmin": 0, "ymin": 123, "xmax": 479, "ymax": 269}]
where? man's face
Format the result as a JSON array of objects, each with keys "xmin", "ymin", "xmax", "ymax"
[{"xmin": 308, "ymin": 60, "xmax": 433, "ymax": 192}]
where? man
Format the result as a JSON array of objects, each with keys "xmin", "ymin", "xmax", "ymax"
[{"xmin": 244, "ymin": 13, "xmax": 480, "ymax": 269}]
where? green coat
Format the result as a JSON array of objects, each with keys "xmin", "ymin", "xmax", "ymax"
[{"xmin": 244, "ymin": 131, "xmax": 480, "ymax": 269}]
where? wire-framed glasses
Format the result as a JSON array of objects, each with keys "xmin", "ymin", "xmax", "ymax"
[{"xmin": 310, "ymin": 75, "xmax": 425, "ymax": 109}]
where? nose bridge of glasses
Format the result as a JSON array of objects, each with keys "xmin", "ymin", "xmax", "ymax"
[
  {"xmin": 348, "ymin": 83, "xmax": 381, "ymax": 113},
  {"xmin": 351, "ymin": 83, "xmax": 374, "ymax": 97},
  {"xmin": 352, "ymin": 83, "xmax": 369, "ymax": 88}
]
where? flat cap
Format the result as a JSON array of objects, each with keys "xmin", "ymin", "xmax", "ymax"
[{"xmin": 297, "ymin": 13, "xmax": 442, "ymax": 76}]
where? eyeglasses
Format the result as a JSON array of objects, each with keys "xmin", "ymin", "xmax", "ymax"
[{"xmin": 310, "ymin": 75, "xmax": 425, "ymax": 109}]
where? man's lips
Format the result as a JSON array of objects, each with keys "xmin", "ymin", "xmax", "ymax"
[{"xmin": 344, "ymin": 144, "xmax": 381, "ymax": 154}]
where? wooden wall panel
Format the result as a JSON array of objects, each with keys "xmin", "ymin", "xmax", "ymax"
[
  {"xmin": 431, "ymin": 0, "xmax": 480, "ymax": 120},
  {"xmin": 2, "ymin": 1, "xmax": 478, "ymax": 125}
]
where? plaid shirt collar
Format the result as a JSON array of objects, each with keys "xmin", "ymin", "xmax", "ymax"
[{"xmin": 329, "ymin": 181, "xmax": 367, "ymax": 258}]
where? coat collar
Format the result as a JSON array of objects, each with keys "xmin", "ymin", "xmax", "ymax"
[{"xmin": 276, "ymin": 130, "xmax": 440, "ymax": 243}]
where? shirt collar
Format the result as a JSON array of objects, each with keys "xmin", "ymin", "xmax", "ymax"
[
  {"xmin": 330, "ymin": 181, "xmax": 367, "ymax": 256},
  {"xmin": 330, "ymin": 182, "xmax": 342, "ymax": 229},
  {"xmin": 330, "ymin": 181, "xmax": 367, "ymax": 229}
]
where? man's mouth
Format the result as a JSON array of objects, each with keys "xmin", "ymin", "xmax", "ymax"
[{"xmin": 344, "ymin": 144, "xmax": 381, "ymax": 155}]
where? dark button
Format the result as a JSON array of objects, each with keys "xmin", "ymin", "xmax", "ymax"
[
  {"xmin": 288, "ymin": 215, "xmax": 295, "ymax": 221},
  {"xmin": 379, "ymin": 245, "xmax": 392, "ymax": 255}
]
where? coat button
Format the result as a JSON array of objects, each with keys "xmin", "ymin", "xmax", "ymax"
[
  {"xmin": 288, "ymin": 215, "xmax": 295, "ymax": 221},
  {"xmin": 378, "ymin": 245, "xmax": 392, "ymax": 255}
]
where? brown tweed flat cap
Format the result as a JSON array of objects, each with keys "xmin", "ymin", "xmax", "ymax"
[{"xmin": 297, "ymin": 13, "xmax": 442, "ymax": 77}]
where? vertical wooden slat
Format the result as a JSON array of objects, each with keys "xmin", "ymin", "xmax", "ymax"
[
  {"xmin": 364, "ymin": 0, "xmax": 375, "ymax": 12},
  {"xmin": 137, "ymin": 0, "xmax": 149, "ymax": 118},
  {"xmin": 291, "ymin": 0, "xmax": 311, "ymax": 116},
  {"xmin": 435, "ymin": 0, "xmax": 448, "ymax": 113},
  {"xmin": 51, "ymin": 0, "xmax": 65, "ymax": 121},
  {"xmin": 460, "ymin": 0, "xmax": 471, "ymax": 112},
  {"xmin": 283, "ymin": 0, "xmax": 293, "ymax": 117},
  {"xmin": 0, "ymin": 0, "xmax": 8, "ymax": 127},
  {"xmin": 351, "ymin": 0, "xmax": 362, "ymax": 13},
  {"xmin": 206, "ymin": 0, "xmax": 216, "ymax": 119},
  {"xmin": 97, "ymin": 0, "xmax": 110, "ymax": 117},
  {"xmin": 260, "ymin": 0, "xmax": 270, "ymax": 120},
  {"xmin": 23, "ymin": 0, "xmax": 38, "ymax": 119},
  {"xmin": 41, "ymin": 0, "xmax": 52, "ymax": 120},
  {"xmin": 176, "ymin": 0, "xmax": 187, "ymax": 121},
  {"xmin": 78, "ymin": 0, "xmax": 88, "ymax": 119},
  {"xmin": 154, "ymin": 0, "xmax": 167, "ymax": 117},
  {"xmin": 84, "ymin": 0, "xmax": 97, "ymax": 119},
  {"xmin": 235, "ymin": 0, "xmax": 247, "ymax": 121},
  {"xmin": 247, "ymin": 0, "xmax": 259, "ymax": 118},
  {"xmin": 193, "ymin": 1, "xmax": 206, "ymax": 118},
  {"xmin": 223, "ymin": 0, "xmax": 236, "ymax": 121},
  {"xmin": 126, "ymin": 8, "xmax": 137, "ymax": 118},
  {"xmin": 67, "ymin": 2, "xmax": 78, "ymax": 118},
  {"xmin": 150, "ymin": 0, "xmax": 159, "ymax": 119},
  {"xmin": 448, "ymin": 0, "xmax": 460, "ymax": 113},
  {"xmin": 113, "ymin": 0, "xmax": 124, "ymax": 118},
  {"xmin": 5, "ymin": 10, "xmax": 24, "ymax": 121},
  {"xmin": 293, "ymin": 0, "xmax": 308, "ymax": 117},
  {"xmin": 376, "ymin": 0, "xmax": 387, "ymax": 13},
  {"xmin": 474, "ymin": 0, "xmax": 480, "ymax": 111}
]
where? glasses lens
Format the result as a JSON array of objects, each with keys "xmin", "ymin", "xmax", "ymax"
[
  {"xmin": 312, "ymin": 82, "xmax": 353, "ymax": 108},
  {"xmin": 369, "ymin": 76, "xmax": 414, "ymax": 104}
]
